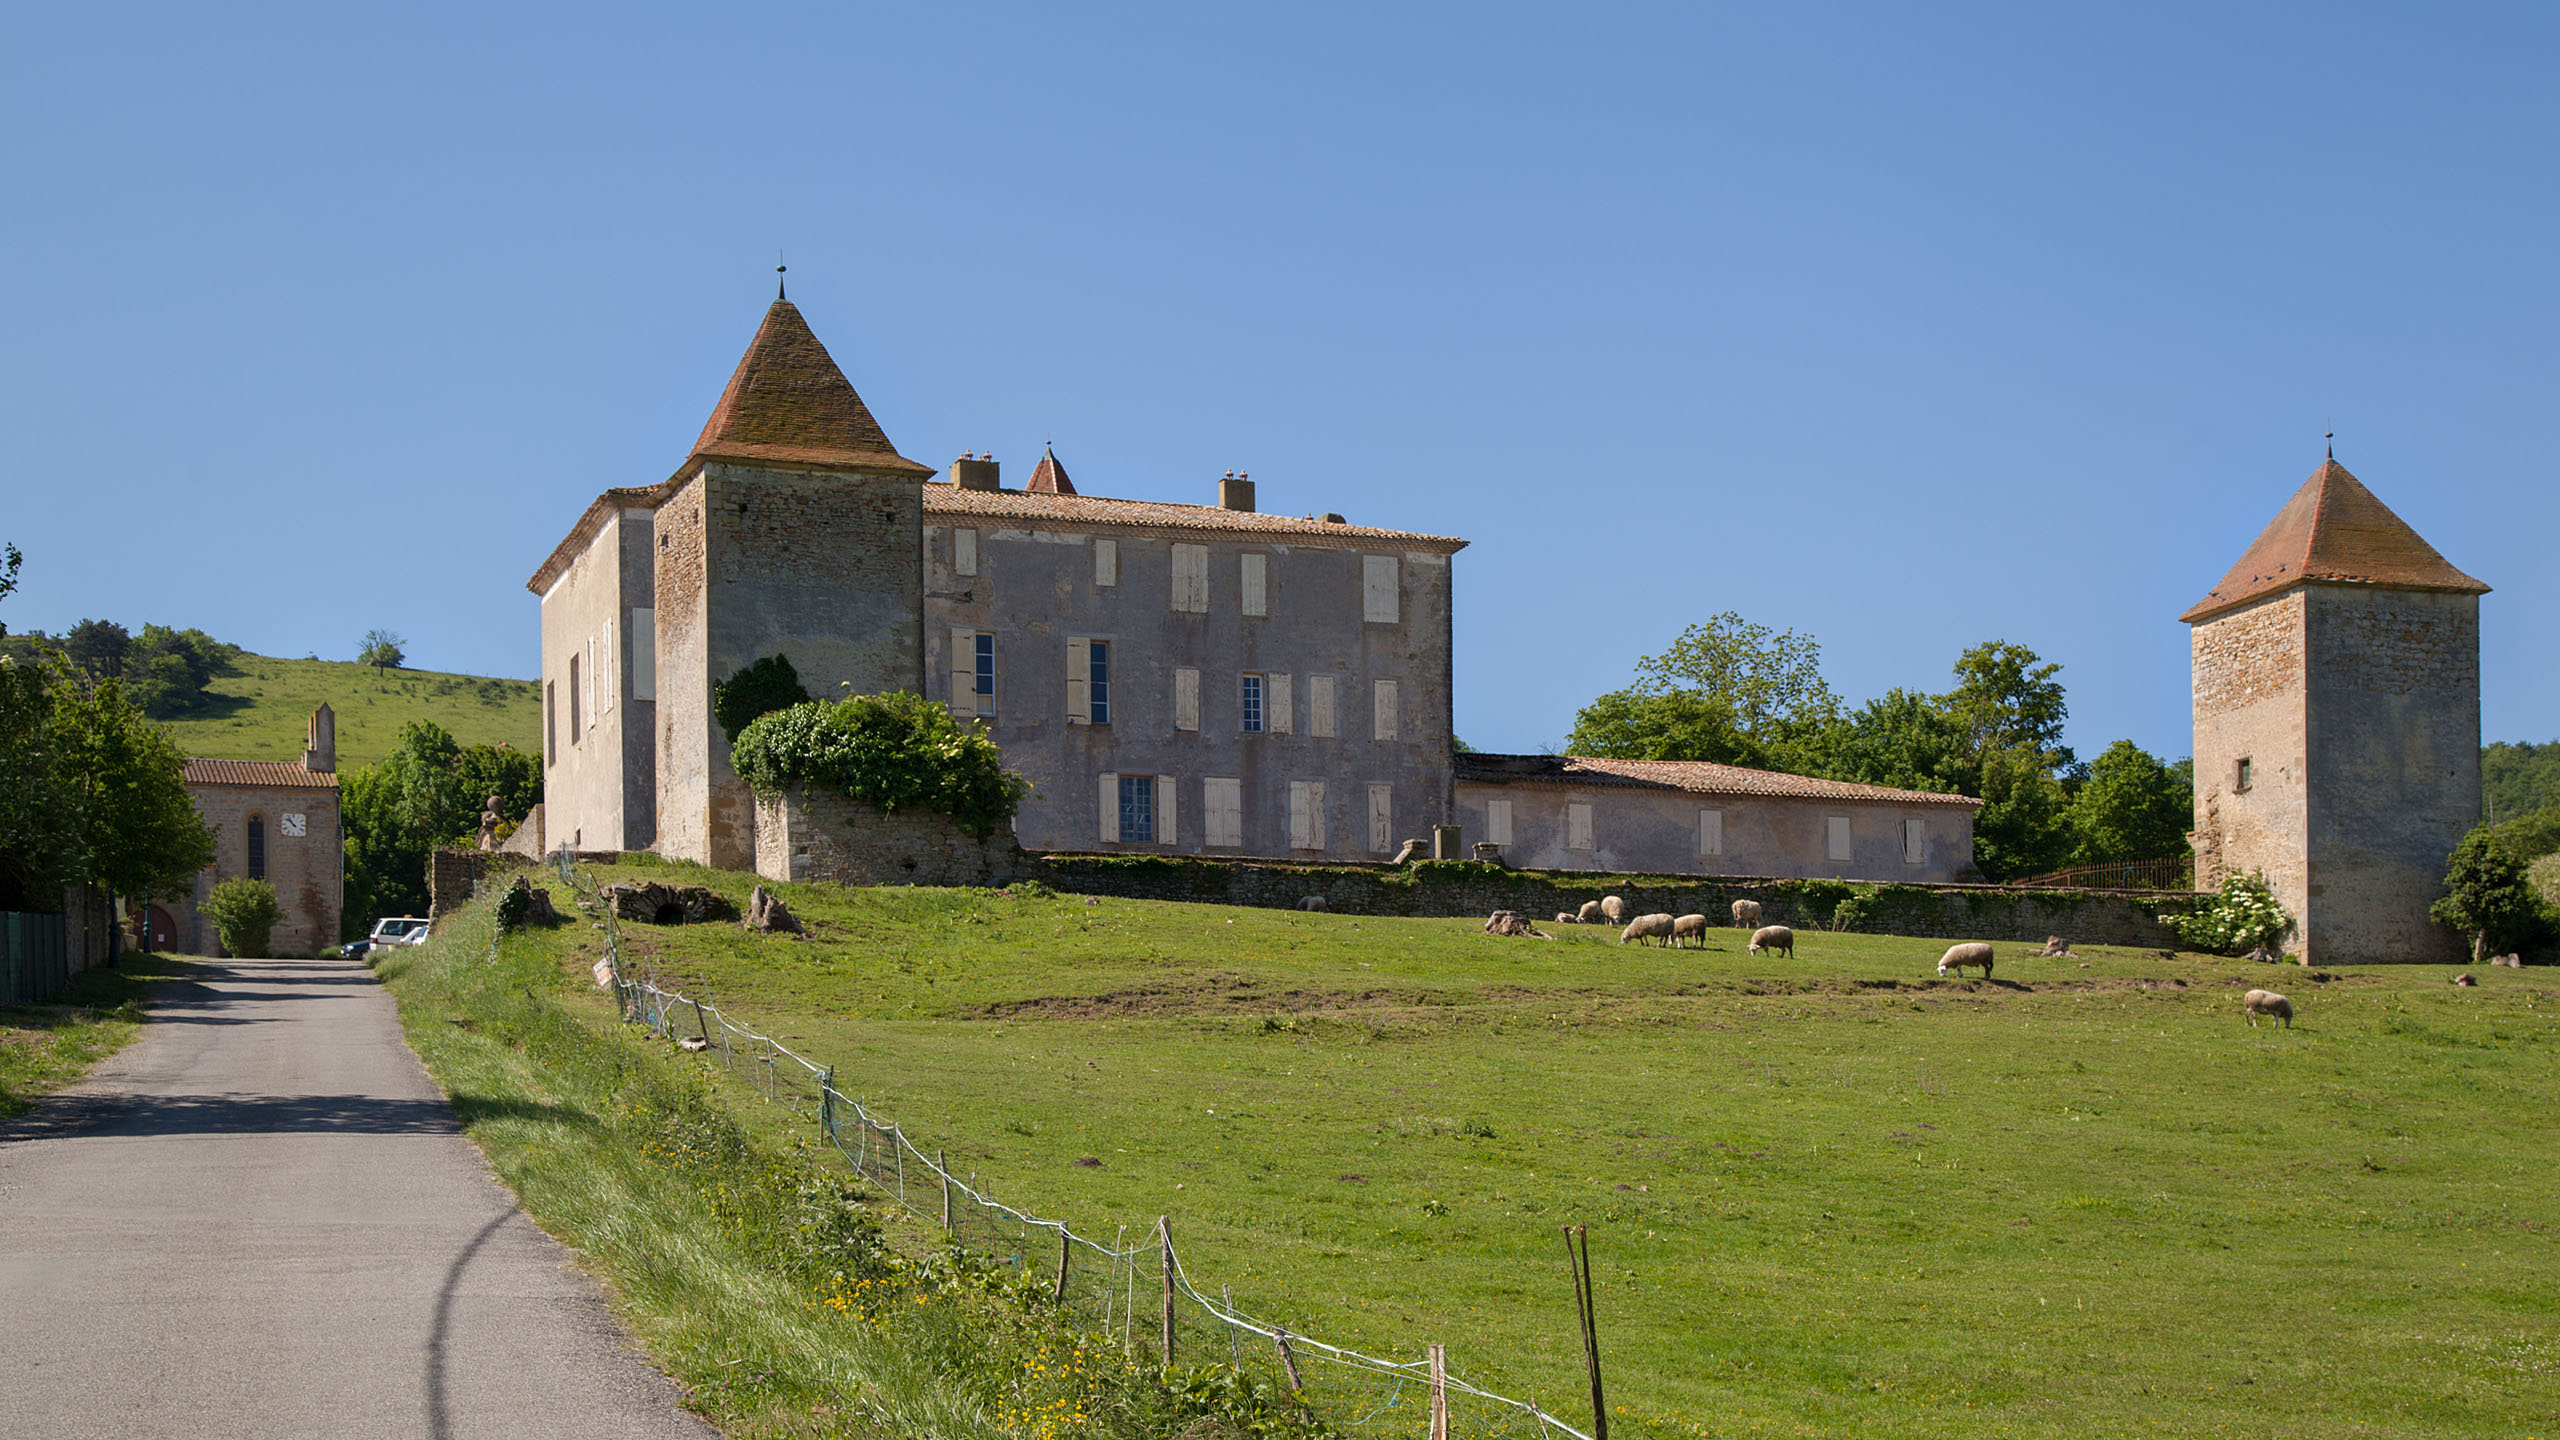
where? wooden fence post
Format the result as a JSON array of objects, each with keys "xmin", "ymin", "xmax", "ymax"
[
  {"xmin": 1429, "ymin": 1343, "xmax": 1449, "ymax": 1440},
  {"xmin": 1158, "ymin": 1215, "xmax": 1176, "ymax": 1366}
]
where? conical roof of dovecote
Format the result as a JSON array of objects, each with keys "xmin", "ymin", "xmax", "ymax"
[
  {"xmin": 2180, "ymin": 458, "xmax": 2489, "ymax": 624},
  {"xmin": 684, "ymin": 300, "xmax": 933, "ymax": 479},
  {"xmin": 1025, "ymin": 444, "xmax": 1077, "ymax": 495}
]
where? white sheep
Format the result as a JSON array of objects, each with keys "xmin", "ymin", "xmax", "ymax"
[
  {"xmin": 1620, "ymin": 913, "xmax": 1677, "ymax": 946},
  {"xmin": 1731, "ymin": 899, "xmax": 1763, "ymax": 929},
  {"xmin": 1747, "ymin": 924, "xmax": 1795, "ymax": 958},
  {"xmin": 1555, "ymin": 912, "xmax": 1579, "ymax": 925},
  {"xmin": 1600, "ymin": 895, "xmax": 1627, "ymax": 924},
  {"xmin": 2243, "ymin": 990, "xmax": 2293, "ymax": 1028},
  {"xmin": 1296, "ymin": 895, "xmax": 1327, "ymax": 912},
  {"xmin": 1671, "ymin": 914, "xmax": 1709, "ymax": 948},
  {"xmin": 1576, "ymin": 900, "xmax": 1605, "ymax": 925},
  {"xmin": 1937, "ymin": 942, "xmax": 1995, "ymax": 979}
]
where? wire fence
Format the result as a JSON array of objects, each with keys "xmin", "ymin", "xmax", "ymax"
[{"xmin": 548, "ymin": 854, "xmax": 1598, "ymax": 1440}]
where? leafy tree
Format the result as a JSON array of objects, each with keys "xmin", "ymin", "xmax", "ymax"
[
  {"xmin": 455, "ymin": 743, "xmax": 540, "ymax": 833},
  {"xmin": 1630, "ymin": 611, "xmax": 1842, "ymax": 743},
  {"xmin": 359, "ymin": 629, "xmax": 406, "ymax": 675},
  {"xmin": 2489, "ymin": 804, "xmax": 2560, "ymax": 864},
  {"xmin": 50, "ymin": 670, "xmax": 215, "ymax": 910},
  {"xmin": 1970, "ymin": 746, "xmax": 2076, "ymax": 882},
  {"xmin": 122, "ymin": 624, "xmax": 239, "ymax": 719},
  {"xmin": 0, "ymin": 541, "xmax": 19, "ymax": 614},
  {"xmin": 1945, "ymin": 640, "xmax": 2072, "ymax": 775},
  {"xmin": 63, "ymin": 619, "xmax": 131, "ymax": 677},
  {"xmin": 340, "ymin": 721, "xmax": 479, "ymax": 933},
  {"xmin": 2068, "ymin": 741, "xmax": 2192, "ymax": 866},
  {"xmin": 2430, "ymin": 827, "xmax": 2550, "ymax": 962},
  {"xmin": 2483, "ymin": 741, "xmax": 2560, "ymax": 823},
  {"xmin": 1799, "ymin": 688, "xmax": 1971, "ymax": 794},
  {"xmin": 1567, "ymin": 688, "xmax": 1768, "ymax": 767},
  {"xmin": 715, "ymin": 653, "xmax": 813, "ymax": 744},
  {"xmin": 0, "ymin": 656, "xmax": 76, "ymax": 910},
  {"xmin": 202, "ymin": 877, "xmax": 283, "ymax": 958},
  {"xmin": 731, "ymin": 691, "xmax": 1029, "ymax": 836}
]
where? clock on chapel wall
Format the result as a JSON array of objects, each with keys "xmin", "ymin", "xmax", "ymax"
[{"xmin": 280, "ymin": 813, "xmax": 307, "ymax": 837}]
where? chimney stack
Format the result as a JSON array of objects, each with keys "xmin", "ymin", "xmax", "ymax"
[
  {"xmin": 1218, "ymin": 469, "xmax": 1255, "ymax": 512},
  {"xmin": 951, "ymin": 453, "xmax": 1001, "ymax": 491},
  {"xmin": 303, "ymin": 703, "xmax": 337, "ymax": 774}
]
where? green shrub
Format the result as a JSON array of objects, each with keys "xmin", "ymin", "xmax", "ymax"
[
  {"xmin": 2430, "ymin": 827, "xmax": 2550, "ymax": 962},
  {"xmin": 730, "ymin": 692, "xmax": 1028, "ymax": 836},
  {"xmin": 2530, "ymin": 853, "xmax": 2560, "ymax": 913},
  {"xmin": 713, "ymin": 654, "xmax": 811, "ymax": 744},
  {"xmin": 1792, "ymin": 879, "xmax": 1857, "ymax": 930},
  {"xmin": 2159, "ymin": 870, "xmax": 2291, "ymax": 956},
  {"xmin": 203, "ymin": 877, "xmax": 283, "ymax": 958}
]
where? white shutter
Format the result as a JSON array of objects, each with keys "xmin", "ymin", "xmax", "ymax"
[
  {"xmin": 1567, "ymin": 802, "xmax": 1594, "ymax": 852},
  {"xmin": 1241, "ymin": 553, "xmax": 1267, "ymax": 617},
  {"xmin": 1099, "ymin": 772, "xmax": 1120, "ymax": 843},
  {"xmin": 1171, "ymin": 544, "xmax": 1209, "ymax": 613},
  {"xmin": 583, "ymin": 635, "xmax": 597, "ymax": 730},
  {"xmin": 1698, "ymin": 808, "xmax": 1723, "ymax": 857},
  {"xmin": 1174, "ymin": 668, "xmax": 1200, "ymax": 731},
  {"xmin": 1204, "ymin": 778, "xmax": 1241, "ymax": 847},
  {"xmin": 1368, "ymin": 784, "xmax": 1393, "ymax": 853},
  {"xmin": 1372, "ymin": 679, "xmax": 1398, "ymax": 740},
  {"xmin": 1267, "ymin": 674, "xmax": 1293, "ymax": 734},
  {"xmin": 951, "ymin": 628, "xmax": 976, "ymax": 714},
  {"xmin": 1486, "ymin": 799, "xmax": 1513, "ymax": 847},
  {"xmin": 1289, "ymin": 780, "xmax": 1325, "ymax": 851},
  {"xmin": 1308, "ymin": 675, "xmax": 1336, "ymax": 738},
  {"xmin": 629, "ymin": 607, "xmax": 656, "ymax": 701},
  {"xmin": 1362, "ymin": 555, "xmax": 1399, "ymax": 624},
  {"xmin": 1827, "ymin": 816, "xmax": 1854, "ymax": 862},
  {"xmin": 1094, "ymin": 538, "xmax": 1118, "ymax": 587},
  {"xmin": 1157, "ymin": 775, "xmax": 1177, "ymax": 846},
  {"xmin": 1065, "ymin": 639, "xmax": 1090, "ymax": 725},
  {"xmin": 1904, "ymin": 818, "xmax": 1928, "ymax": 864},
  {"xmin": 601, "ymin": 617, "xmax": 617, "ymax": 716},
  {"xmin": 953, "ymin": 528, "xmax": 978, "ymax": 577}
]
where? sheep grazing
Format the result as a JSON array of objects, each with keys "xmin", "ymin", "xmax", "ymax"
[
  {"xmin": 2453, "ymin": 972, "xmax": 2478, "ymax": 987},
  {"xmin": 1747, "ymin": 924, "xmax": 1795, "ymax": 958},
  {"xmin": 1671, "ymin": 913, "xmax": 1710, "ymax": 948},
  {"xmin": 1731, "ymin": 899, "xmax": 1764, "ymax": 929},
  {"xmin": 1599, "ymin": 895, "xmax": 1628, "ymax": 924},
  {"xmin": 1295, "ymin": 895, "xmax": 1327, "ymax": 912},
  {"xmin": 1555, "ymin": 912, "xmax": 1579, "ymax": 925},
  {"xmin": 1937, "ymin": 942, "xmax": 1995, "ymax": 979},
  {"xmin": 1576, "ymin": 900, "xmax": 1605, "ymax": 925},
  {"xmin": 1620, "ymin": 913, "xmax": 1677, "ymax": 946},
  {"xmin": 2242, "ymin": 989, "xmax": 2293, "ymax": 1028}
]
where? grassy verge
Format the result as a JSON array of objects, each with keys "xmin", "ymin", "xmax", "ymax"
[
  {"xmin": 0, "ymin": 952, "xmax": 196, "ymax": 1115},
  {"xmin": 550, "ymin": 855, "xmax": 2560, "ymax": 1440},
  {"xmin": 374, "ymin": 891, "xmax": 1320, "ymax": 1440}
]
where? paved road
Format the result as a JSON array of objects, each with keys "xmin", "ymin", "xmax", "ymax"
[{"xmin": 0, "ymin": 957, "xmax": 716, "ymax": 1439}]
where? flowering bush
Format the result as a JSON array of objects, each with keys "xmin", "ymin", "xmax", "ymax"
[
  {"xmin": 730, "ymin": 692, "xmax": 1029, "ymax": 837},
  {"xmin": 2160, "ymin": 870, "xmax": 2292, "ymax": 956}
]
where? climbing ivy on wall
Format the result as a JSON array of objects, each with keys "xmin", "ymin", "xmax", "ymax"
[{"xmin": 730, "ymin": 692, "xmax": 1028, "ymax": 837}]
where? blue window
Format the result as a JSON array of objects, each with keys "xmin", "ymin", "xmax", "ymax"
[
  {"xmin": 1117, "ymin": 773, "xmax": 1155, "ymax": 843},
  {"xmin": 973, "ymin": 633, "xmax": 996, "ymax": 709},
  {"xmin": 1090, "ymin": 641, "xmax": 1111, "ymax": 726},
  {"xmin": 1241, "ymin": 673, "xmax": 1264, "ymax": 733}
]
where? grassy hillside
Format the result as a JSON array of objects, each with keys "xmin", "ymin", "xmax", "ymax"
[
  {"xmin": 154, "ymin": 654, "xmax": 539, "ymax": 767},
  {"xmin": 520, "ymin": 859, "xmax": 2558, "ymax": 1440}
]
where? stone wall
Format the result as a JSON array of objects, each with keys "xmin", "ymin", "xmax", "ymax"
[
  {"xmin": 1027, "ymin": 854, "xmax": 2187, "ymax": 947},
  {"xmin": 757, "ymin": 787, "xmax": 1031, "ymax": 889},
  {"xmin": 183, "ymin": 781, "xmax": 343, "ymax": 955},
  {"xmin": 428, "ymin": 849, "xmax": 533, "ymax": 923}
]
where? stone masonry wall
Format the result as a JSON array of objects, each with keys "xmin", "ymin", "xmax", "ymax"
[{"xmin": 757, "ymin": 788, "xmax": 1032, "ymax": 889}]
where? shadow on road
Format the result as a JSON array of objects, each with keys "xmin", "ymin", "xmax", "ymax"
[{"xmin": 2, "ymin": 1091, "xmax": 587, "ymax": 1141}]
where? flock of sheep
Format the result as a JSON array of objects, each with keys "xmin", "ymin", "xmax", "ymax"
[{"xmin": 1545, "ymin": 893, "xmax": 2294, "ymax": 1027}]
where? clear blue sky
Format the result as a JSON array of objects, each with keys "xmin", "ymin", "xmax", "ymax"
[{"xmin": 3, "ymin": 4, "xmax": 2550, "ymax": 760}]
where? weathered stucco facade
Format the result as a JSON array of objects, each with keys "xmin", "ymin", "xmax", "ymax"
[
  {"xmin": 537, "ymin": 504, "xmax": 657, "ymax": 853},
  {"xmin": 2185, "ymin": 459, "xmax": 2489, "ymax": 964}
]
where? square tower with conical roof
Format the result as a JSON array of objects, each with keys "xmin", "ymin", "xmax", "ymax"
[{"xmin": 2184, "ymin": 458, "xmax": 2490, "ymax": 964}]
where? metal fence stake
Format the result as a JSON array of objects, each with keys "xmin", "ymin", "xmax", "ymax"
[
  {"xmin": 1056, "ymin": 1226, "xmax": 1072, "ymax": 1306},
  {"xmin": 939, "ymin": 1150, "xmax": 951, "ymax": 1232},
  {"xmin": 1158, "ymin": 1215, "xmax": 1175, "ymax": 1367}
]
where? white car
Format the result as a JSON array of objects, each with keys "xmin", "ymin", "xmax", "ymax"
[{"xmin": 368, "ymin": 917, "xmax": 432, "ymax": 948}]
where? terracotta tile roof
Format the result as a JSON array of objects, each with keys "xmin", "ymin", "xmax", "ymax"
[
  {"xmin": 685, "ymin": 300, "xmax": 933, "ymax": 480},
  {"xmin": 2181, "ymin": 459, "xmax": 2490, "ymax": 623},
  {"xmin": 184, "ymin": 759, "xmax": 340, "ymax": 790},
  {"xmin": 1026, "ymin": 445, "xmax": 1077, "ymax": 495},
  {"xmin": 921, "ymin": 483, "xmax": 1468, "ymax": 551},
  {"xmin": 1455, "ymin": 753, "xmax": 1982, "ymax": 807}
]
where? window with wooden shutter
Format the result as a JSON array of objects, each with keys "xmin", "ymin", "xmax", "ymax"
[
  {"xmin": 1368, "ymin": 784, "xmax": 1393, "ymax": 853},
  {"xmin": 1174, "ymin": 668, "xmax": 1200, "ymax": 731},
  {"xmin": 582, "ymin": 636, "xmax": 596, "ymax": 731},
  {"xmin": 1826, "ymin": 816, "xmax": 1853, "ymax": 862},
  {"xmin": 1094, "ymin": 537, "xmax": 1118, "ymax": 587},
  {"xmin": 1288, "ymin": 780, "xmax": 1325, "ymax": 851},
  {"xmin": 1117, "ymin": 774, "xmax": 1156, "ymax": 844},
  {"xmin": 1156, "ymin": 775, "xmax": 1177, "ymax": 846},
  {"xmin": 953, "ymin": 528, "xmax": 978, "ymax": 577},
  {"xmin": 1372, "ymin": 679, "xmax": 1398, "ymax": 740},
  {"xmin": 1307, "ymin": 675, "xmax": 1336, "ymax": 738},
  {"xmin": 1362, "ymin": 555, "xmax": 1398, "ymax": 624},
  {"xmin": 601, "ymin": 616, "xmax": 617, "ymax": 717},
  {"xmin": 950, "ymin": 628, "xmax": 977, "ymax": 714},
  {"xmin": 545, "ymin": 682, "xmax": 557, "ymax": 764},
  {"xmin": 1698, "ymin": 809, "xmax": 1723, "ymax": 857},
  {"xmin": 1267, "ymin": 673, "xmax": 1292, "ymax": 734},
  {"xmin": 1486, "ymin": 798, "xmax": 1513, "ymax": 847},
  {"xmin": 1903, "ymin": 818, "xmax": 1928, "ymax": 865},
  {"xmin": 1567, "ymin": 802, "xmax": 1593, "ymax": 851},
  {"xmin": 1203, "ymin": 778, "xmax": 1242, "ymax": 847},
  {"xmin": 569, "ymin": 653, "xmax": 583, "ymax": 741},
  {"xmin": 1241, "ymin": 553, "xmax": 1267, "ymax": 617},
  {"xmin": 1171, "ymin": 544, "xmax": 1209, "ymax": 613},
  {"xmin": 629, "ymin": 607, "xmax": 655, "ymax": 701},
  {"xmin": 1098, "ymin": 772, "xmax": 1120, "ymax": 843},
  {"xmin": 1240, "ymin": 673, "xmax": 1264, "ymax": 733},
  {"xmin": 1065, "ymin": 639, "xmax": 1091, "ymax": 724}
]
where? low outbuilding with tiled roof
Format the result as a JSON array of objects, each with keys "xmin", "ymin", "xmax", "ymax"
[{"xmin": 163, "ymin": 705, "xmax": 344, "ymax": 956}]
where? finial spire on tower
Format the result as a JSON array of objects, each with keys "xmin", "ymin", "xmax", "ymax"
[
  {"xmin": 776, "ymin": 251, "xmax": 787, "ymax": 302},
  {"xmin": 2326, "ymin": 431, "xmax": 2334, "ymax": 460}
]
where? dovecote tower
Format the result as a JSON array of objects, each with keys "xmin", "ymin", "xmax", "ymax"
[{"xmin": 2183, "ymin": 458, "xmax": 2490, "ymax": 964}]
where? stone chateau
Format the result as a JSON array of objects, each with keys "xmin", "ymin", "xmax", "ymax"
[{"xmin": 528, "ymin": 294, "xmax": 1978, "ymax": 882}]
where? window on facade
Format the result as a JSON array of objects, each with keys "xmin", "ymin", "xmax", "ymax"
[
  {"xmin": 1903, "ymin": 818, "xmax": 1928, "ymax": 865},
  {"xmin": 1241, "ymin": 553, "xmax": 1268, "ymax": 617},
  {"xmin": 1697, "ymin": 808, "xmax": 1723, "ymax": 857},
  {"xmin": 1241, "ymin": 673, "xmax": 1265, "ymax": 733},
  {"xmin": 975, "ymin": 633, "xmax": 997, "ymax": 712},
  {"xmin": 568, "ymin": 655, "xmax": 583, "ymax": 741},
  {"xmin": 1566, "ymin": 802, "xmax": 1594, "ymax": 852},
  {"xmin": 1174, "ymin": 668, "xmax": 1200, "ymax": 731},
  {"xmin": 1288, "ymin": 780, "xmax": 1326, "ymax": 851},
  {"xmin": 545, "ymin": 682, "xmax": 557, "ymax": 764},
  {"xmin": 1362, "ymin": 555, "xmax": 1399, "ymax": 624},
  {"xmin": 1486, "ymin": 798, "xmax": 1513, "ymax": 848},
  {"xmin": 1308, "ymin": 675, "xmax": 1336, "ymax": 738},
  {"xmin": 1826, "ymin": 816, "xmax": 1853, "ymax": 862},
  {"xmin": 247, "ymin": 816, "xmax": 267, "ymax": 881},
  {"xmin": 601, "ymin": 617, "xmax": 617, "ymax": 718},
  {"xmin": 950, "ymin": 629, "xmax": 995, "ymax": 716},
  {"xmin": 954, "ymin": 527, "xmax": 979, "ymax": 577},
  {"xmin": 1203, "ymin": 777, "xmax": 1243, "ymax": 847},
  {"xmin": 1372, "ymin": 679, "xmax": 1398, "ymax": 741},
  {"xmin": 1067, "ymin": 639, "xmax": 1110, "ymax": 725},
  {"xmin": 1094, "ymin": 537, "xmax": 1118, "ymax": 587},
  {"xmin": 1171, "ymin": 543, "xmax": 1210, "ymax": 613},
  {"xmin": 1368, "ymin": 783, "xmax": 1394, "ymax": 853},
  {"xmin": 584, "ymin": 635, "xmax": 597, "ymax": 730},
  {"xmin": 2235, "ymin": 756, "xmax": 2253, "ymax": 792},
  {"xmin": 1117, "ymin": 773, "xmax": 1156, "ymax": 844}
]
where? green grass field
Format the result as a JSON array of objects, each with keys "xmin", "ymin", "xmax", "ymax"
[
  {"xmin": 154, "ymin": 654, "xmax": 538, "ymax": 766},
  {"xmin": 544, "ymin": 859, "xmax": 2559, "ymax": 1440}
]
